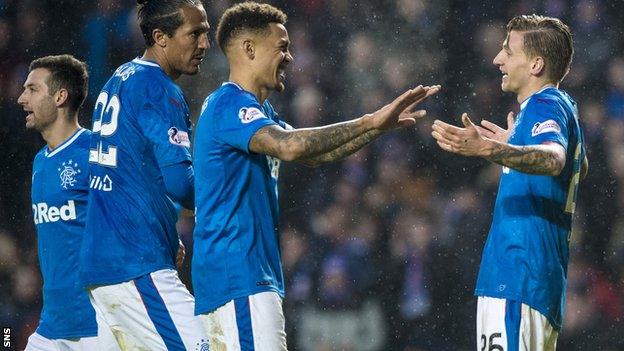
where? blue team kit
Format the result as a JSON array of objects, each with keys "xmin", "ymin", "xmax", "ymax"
[
  {"xmin": 31, "ymin": 128, "xmax": 97, "ymax": 339},
  {"xmin": 475, "ymin": 87, "xmax": 586, "ymax": 330},
  {"xmin": 80, "ymin": 58, "xmax": 192, "ymax": 286},
  {"xmin": 193, "ymin": 82, "xmax": 289, "ymax": 314}
]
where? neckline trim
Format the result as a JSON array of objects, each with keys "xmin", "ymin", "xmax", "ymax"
[
  {"xmin": 132, "ymin": 58, "xmax": 160, "ymax": 68},
  {"xmin": 520, "ymin": 86, "xmax": 556, "ymax": 111},
  {"xmin": 46, "ymin": 128, "xmax": 86, "ymax": 158}
]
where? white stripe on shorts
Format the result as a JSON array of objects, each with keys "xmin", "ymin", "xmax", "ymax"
[
  {"xmin": 476, "ymin": 296, "xmax": 558, "ymax": 351},
  {"xmin": 89, "ymin": 269, "xmax": 208, "ymax": 351},
  {"xmin": 200, "ymin": 291, "xmax": 287, "ymax": 351}
]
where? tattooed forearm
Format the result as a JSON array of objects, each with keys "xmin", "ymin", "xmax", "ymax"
[
  {"xmin": 485, "ymin": 142, "xmax": 566, "ymax": 175},
  {"xmin": 250, "ymin": 119, "xmax": 373, "ymax": 161},
  {"xmin": 300, "ymin": 129, "xmax": 382, "ymax": 167}
]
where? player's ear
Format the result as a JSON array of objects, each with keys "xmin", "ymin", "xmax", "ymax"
[
  {"xmin": 54, "ymin": 88, "xmax": 69, "ymax": 108},
  {"xmin": 530, "ymin": 56, "xmax": 546, "ymax": 77},
  {"xmin": 242, "ymin": 39, "xmax": 255, "ymax": 60},
  {"xmin": 152, "ymin": 28, "xmax": 168, "ymax": 48}
]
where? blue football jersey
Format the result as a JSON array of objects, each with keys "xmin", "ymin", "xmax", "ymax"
[
  {"xmin": 475, "ymin": 87, "xmax": 586, "ymax": 330},
  {"xmin": 81, "ymin": 58, "xmax": 192, "ymax": 286},
  {"xmin": 193, "ymin": 82, "xmax": 288, "ymax": 314},
  {"xmin": 31, "ymin": 128, "xmax": 97, "ymax": 339}
]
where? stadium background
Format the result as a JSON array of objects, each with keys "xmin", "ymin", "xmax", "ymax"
[{"xmin": 1, "ymin": 0, "xmax": 623, "ymax": 350}]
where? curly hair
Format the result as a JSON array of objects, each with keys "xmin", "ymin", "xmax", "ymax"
[{"xmin": 216, "ymin": 1, "xmax": 287, "ymax": 53}]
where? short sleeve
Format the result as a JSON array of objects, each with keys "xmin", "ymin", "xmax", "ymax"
[
  {"xmin": 135, "ymin": 82, "xmax": 192, "ymax": 168},
  {"xmin": 212, "ymin": 92, "xmax": 277, "ymax": 152},
  {"xmin": 522, "ymin": 98, "xmax": 568, "ymax": 149},
  {"xmin": 280, "ymin": 121, "xmax": 294, "ymax": 130},
  {"xmin": 263, "ymin": 100, "xmax": 293, "ymax": 130}
]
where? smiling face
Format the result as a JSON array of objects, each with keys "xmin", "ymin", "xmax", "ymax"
[
  {"xmin": 493, "ymin": 30, "xmax": 533, "ymax": 96},
  {"xmin": 164, "ymin": 4, "xmax": 210, "ymax": 77},
  {"xmin": 253, "ymin": 23, "xmax": 293, "ymax": 93},
  {"xmin": 17, "ymin": 68, "xmax": 58, "ymax": 131}
]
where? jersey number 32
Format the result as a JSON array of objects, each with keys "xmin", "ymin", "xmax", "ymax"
[{"xmin": 89, "ymin": 91, "xmax": 120, "ymax": 167}]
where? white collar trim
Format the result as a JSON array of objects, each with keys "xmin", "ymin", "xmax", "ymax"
[
  {"xmin": 46, "ymin": 128, "xmax": 86, "ymax": 158},
  {"xmin": 132, "ymin": 58, "xmax": 160, "ymax": 68},
  {"xmin": 222, "ymin": 81, "xmax": 244, "ymax": 90}
]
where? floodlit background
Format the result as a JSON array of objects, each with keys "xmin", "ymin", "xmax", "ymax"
[{"xmin": 1, "ymin": 0, "xmax": 623, "ymax": 350}]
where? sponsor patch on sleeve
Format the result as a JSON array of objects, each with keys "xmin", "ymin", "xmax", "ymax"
[
  {"xmin": 238, "ymin": 107, "xmax": 267, "ymax": 124},
  {"xmin": 168, "ymin": 127, "xmax": 191, "ymax": 147},
  {"xmin": 531, "ymin": 119, "xmax": 561, "ymax": 137}
]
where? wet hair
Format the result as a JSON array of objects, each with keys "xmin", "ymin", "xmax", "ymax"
[
  {"xmin": 506, "ymin": 14, "xmax": 574, "ymax": 83},
  {"xmin": 137, "ymin": 0, "xmax": 202, "ymax": 46},
  {"xmin": 29, "ymin": 55, "xmax": 89, "ymax": 113},
  {"xmin": 216, "ymin": 1, "xmax": 287, "ymax": 53}
]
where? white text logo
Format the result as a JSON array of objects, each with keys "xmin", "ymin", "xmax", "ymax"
[
  {"xmin": 32, "ymin": 200, "xmax": 77, "ymax": 224},
  {"xmin": 90, "ymin": 175, "xmax": 113, "ymax": 192}
]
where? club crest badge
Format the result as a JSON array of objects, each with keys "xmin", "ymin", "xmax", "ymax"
[{"xmin": 58, "ymin": 160, "xmax": 81, "ymax": 189}]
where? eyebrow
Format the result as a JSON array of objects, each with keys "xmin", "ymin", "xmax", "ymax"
[{"xmin": 189, "ymin": 23, "xmax": 209, "ymax": 33}]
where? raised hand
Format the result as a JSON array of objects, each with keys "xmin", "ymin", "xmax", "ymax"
[
  {"xmin": 369, "ymin": 85, "xmax": 441, "ymax": 131},
  {"xmin": 476, "ymin": 112, "xmax": 515, "ymax": 143},
  {"xmin": 431, "ymin": 113, "xmax": 492, "ymax": 157}
]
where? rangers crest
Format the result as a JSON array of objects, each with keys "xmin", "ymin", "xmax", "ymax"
[{"xmin": 58, "ymin": 160, "xmax": 81, "ymax": 189}]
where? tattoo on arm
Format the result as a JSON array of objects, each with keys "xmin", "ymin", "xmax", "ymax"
[
  {"xmin": 300, "ymin": 129, "xmax": 382, "ymax": 166},
  {"xmin": 249, "ymin": 119, "xmax": 371, "ymax": 161},
  {"xmin": 486, "ymin": 142, "xmax": 566, "ymax": 175}
]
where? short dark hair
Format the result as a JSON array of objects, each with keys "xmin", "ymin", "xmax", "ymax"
[
  {"xmin": 137, "ymin": 0, "xmax": 202, "ymax": 47},
  {"xmin": 506, "ymin": 14, "xmax": 574, "ymax": 83},
  {"xmin": 29, "ymin": 55, "xmax": 89, "ymax": 113},
  {"xmin": 216, "ymin": 1, "xmax": 287, "ymax": 52}
]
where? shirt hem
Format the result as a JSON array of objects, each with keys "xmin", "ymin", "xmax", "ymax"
[
  {"xmin": 36, "ymin": 327, "xmax": 98, "ymax": 340},
  {"xmin": 81, "ymin": 264, "xmax": 176, "ymax": 288},
  {"xmin": 195, "ymin": 285, "xmax": 285, "ymax": 315}
]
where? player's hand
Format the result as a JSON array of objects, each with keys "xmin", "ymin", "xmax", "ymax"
[
  {"xmin": 431, "ymin": 113, "xmax": 493, "ymax": 157},
  {"xmin": 368, "ymin": 85, "xmax": 441, "ymax": 131},
  {"xmin": 176, "ymin": 239, "xmax": 186, "ymax": 269},
  {"xmin": 475, "ymin": 112, "xmax": 514, "ymax": 143}
]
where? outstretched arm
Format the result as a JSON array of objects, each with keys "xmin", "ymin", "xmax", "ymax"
[
  {"xmin": 250, "ymin": 85, "xmax": 440, "ymax": 163},
  {"xmin": 483, "ymin": 141, "xmax": 566, "ymax": 176},
  {"xmin": 298, "ymin": 129, "xmax": 382, "ymax": 167},
  {"xmin": 432, "ymin": 113, "xmax": 566, "ymax": 176}
]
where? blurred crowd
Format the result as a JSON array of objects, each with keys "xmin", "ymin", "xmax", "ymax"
[{"xmin": 1, "ymin": 0, "xmax": 623, "ymax": 350}]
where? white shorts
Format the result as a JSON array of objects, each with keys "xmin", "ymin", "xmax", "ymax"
[
  {"xmin": 25, "ymin": 307, "xmax": 119, "ymax": 351},
  {"xmin": 89, "ymin": 269, "xmax": 209, "ymax": 351},
  {"xmin": 477, "ymin": 296, "xmax": 559, "ymax": 351},
  {"xmin": 199, "ymin": 291, "xmax": 287, "ymax": 351}
]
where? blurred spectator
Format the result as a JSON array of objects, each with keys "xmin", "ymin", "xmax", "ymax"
[{"xmin": 297, "ymin": 204, "xmax": 385, "ymax": 350}]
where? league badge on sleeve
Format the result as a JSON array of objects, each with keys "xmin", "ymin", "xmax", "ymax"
[
  {"xmin": 168, "ymin": 127, "xmax": 191, "ymax": 147},
  {"xmin": 238, "ymin": 107, "xmax": 267, "ymax": 124},
  {"xmin": 531, "ymin": 119, "xmax": 561, "ymax": 137}
]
